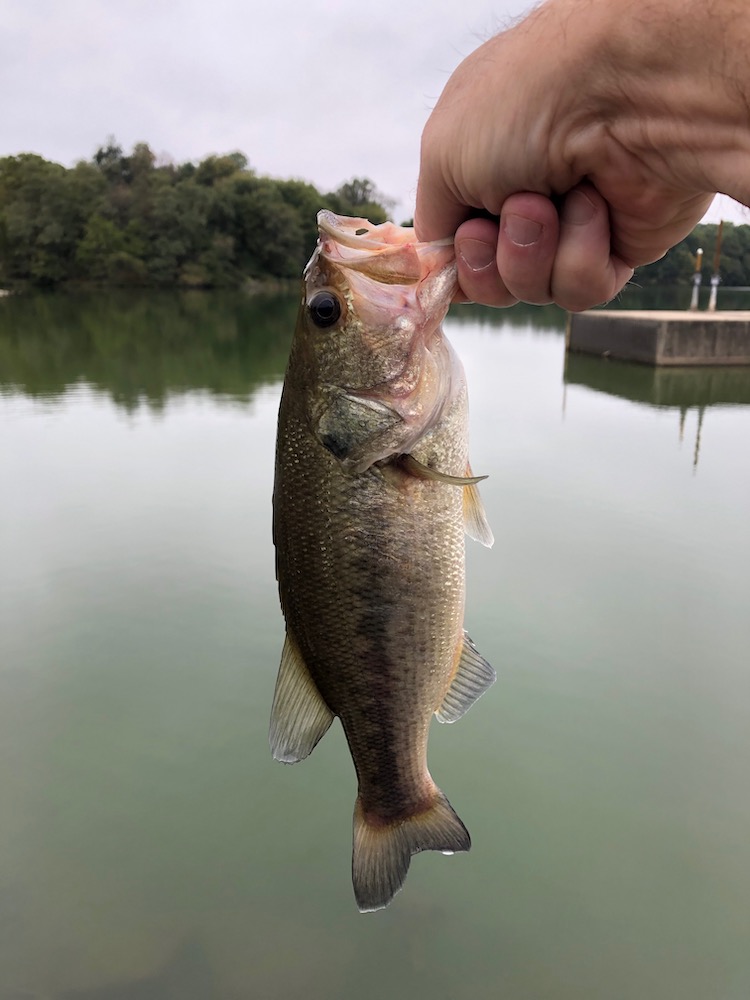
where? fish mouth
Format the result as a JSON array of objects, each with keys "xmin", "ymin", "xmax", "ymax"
[
  {"xmin": 315, "ymin": 211, "xmax": 456, "ymax": 289},
  {"xmin": 317, "ymin": 210, "xmax": 454, "ymax": 253}
]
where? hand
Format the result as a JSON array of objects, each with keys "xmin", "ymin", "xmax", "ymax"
[
  {"xmin": 415, "ymin": 0, "xmax": 748, "ymax": 310},
  {"xmin": 448, "ymin": 185, "xmax": 637, "ymax": 311}
]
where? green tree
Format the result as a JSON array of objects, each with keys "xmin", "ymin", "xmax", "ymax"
[
  {"xmin": 194, "ymin": 153, "xmax": 249, "ymax": 186},
  {"xmin": 276, "ymin": 179, "xmax": 327, "ymax": 254},
  {"xmin": 0, "ymin": 142, "xmax": 398, "ymax": 288},
  {"xmin": 327, "ymin": 177, "xmax": 391, "ymax": 224},
  {"xmin": 94, "ymin": 139, "xmax": 127, "ymax": 183},
  {"xmin": 638, "ymin": 220, "xmax": 750, "ymax": 287},
  {"xmin": 233, "ymin": 181, "xmax": 305, "ymax": 278},
  {"xmin": 0, "ymin": 154, "xmax": 93, "ymax": 285},
  {"xmin": 74, "ymin": 214, "xmax": 147, "ymax": 283},
  {"xmin": 143, "ymin": 179, "xmax": 212, "ymax": 285}
]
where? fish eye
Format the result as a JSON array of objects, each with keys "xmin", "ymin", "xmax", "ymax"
[{"xmin": 308, "ymin": 291, "xmax": 342, "ymax": 329}]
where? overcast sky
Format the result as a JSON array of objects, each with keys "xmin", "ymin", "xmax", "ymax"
[{"xmin": 4, "ymin": 0, "xmax": 746, "ymax": 227}]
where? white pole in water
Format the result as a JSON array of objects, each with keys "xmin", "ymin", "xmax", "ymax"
[
  {"xmin": 708, "ymin": 273, "xmax": 720, "ymax": 312},
  {"xmin": 689, "ymin": 248, "xmax": 703, "ymax": 311},
  {"xmin": 707, "ymin": 221, "xmax": 723, "ymax": 312}
]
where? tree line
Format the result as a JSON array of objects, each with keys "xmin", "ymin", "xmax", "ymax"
[
  {"xmin": 2, "ymin": 140, "xmax": 749, "ymax": 290},
  {"xmin": 0, "ymin": 141, "xmax": 390, "ymax": 289},
  {"xmin": 635, "ymin": 221, "xmax": 750, "ymax": 287}
]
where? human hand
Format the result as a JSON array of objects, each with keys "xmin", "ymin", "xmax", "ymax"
[{"xmin": 415, "ymin": 0, "xmax": 748, "ymax": 310}]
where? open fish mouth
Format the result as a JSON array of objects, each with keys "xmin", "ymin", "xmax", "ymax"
[
  {"xmin": 317, "ymin": 210, "xmax": 454, "ymax": 252},
  {"xmin": 314, "ymin": 211, "xmax": 456, "ymax": 289}
]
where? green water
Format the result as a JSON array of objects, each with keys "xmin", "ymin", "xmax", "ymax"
[{"xmin": 1, "ymin": 291, "xmax": 749, "ymax": 999}]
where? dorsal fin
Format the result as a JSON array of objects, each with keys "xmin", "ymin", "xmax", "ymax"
[{"xmin": 435, "ymin": 632, "xmax": 496, "ymax": 724}]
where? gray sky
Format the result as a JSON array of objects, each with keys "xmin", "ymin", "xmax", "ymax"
[{"xmin": 3, "ymin": 0, "xmax": 746, "ymax": 227}]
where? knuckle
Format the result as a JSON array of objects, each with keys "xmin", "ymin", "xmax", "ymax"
[
  {"xmin": 554, "ymin": 271, "xmax": 616, "ymax": 312},
  {"xmin": 458, "ymin": 273, "xmax": 516, "ymax": 308},
  {"xmin": 502, "ymin": 273, "xmax": 553, "ymax": 306}
]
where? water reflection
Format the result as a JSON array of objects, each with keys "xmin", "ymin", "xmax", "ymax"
[
  {"xmin": 448, "ymin": 300, "xmax": 566, "ymax": 331},
  {"xmin": 0, "ymin": 290, "xmax": 297, "ymax": 409},
  {"xmin": 564, "ymin": 352, "xmax": 750, "ymax": 408},
  {"xmin": 57, "ymin": 940, "xmax": 214, "ymax": 1000},
  {"xmin": 564, "ymin": 353, "xmax": 750, "ymax": 467}
]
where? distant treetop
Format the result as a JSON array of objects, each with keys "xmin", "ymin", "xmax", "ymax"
[
  {"xmin": 0, "ymin": 140, "xmax": 391, "ymax": 288},
  {"xmin": 2, "ymin": 140, "xmax": 742, "ymax": 291}
]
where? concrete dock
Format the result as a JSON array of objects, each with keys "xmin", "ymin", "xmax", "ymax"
[{"xmin": 566, "ymin": 310, "xmax": 750, "ymax": 366}]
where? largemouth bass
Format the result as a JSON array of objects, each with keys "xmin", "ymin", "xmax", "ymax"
[{"xmin": 271, "ymin": 211, "xmax": 495, "ymax": 911}]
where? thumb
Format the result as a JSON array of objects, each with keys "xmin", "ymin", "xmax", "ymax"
[{"xmin": 414, "ymin": 153, "xmax": 475, "ymax": 243}]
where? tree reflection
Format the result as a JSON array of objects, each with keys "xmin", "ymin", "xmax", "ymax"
[
  {"xmin": 0, "ymin": 290, "xmax": 298, "ymax": 410},
  {"xmin": 563, "ymin": 352, "xmax": 750, "ymax": 468}
]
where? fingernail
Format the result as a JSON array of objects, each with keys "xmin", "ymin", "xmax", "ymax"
[
  {"xmin": 562, "ymin": 190, "xmax": 596, "ymax": 225},
  {"xmin": 457, "ymin": 238, "xmax": 495, "ymax": 272},
  {"xmin": 502, "ymin": 214, "xmax": 542, "ymax": 247}
]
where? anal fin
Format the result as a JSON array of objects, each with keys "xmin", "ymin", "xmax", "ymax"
[
  {"xmin": 436, "ymin": 631, "xmax": 496, "ymax": 724},
  {"xmin": 269, "ymin": 633, "xmax": 334, "ymax": 763}
]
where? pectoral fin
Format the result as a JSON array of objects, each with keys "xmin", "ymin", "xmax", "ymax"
[
  {"xmin": 435, "ymin": 632, "xmax": 496, "ymax": 724},
  {"xmin": 397, "ymin": 454, "xmax": 494, "ymax": 546},
  {"xmin": 398, "ymin": 453, "xmax": 488, "ymax": 486},
  {"xmin": 269, "ymin": 633, "xmax": 334, "ymax": 763}
]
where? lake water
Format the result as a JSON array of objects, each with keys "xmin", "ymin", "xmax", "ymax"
[{"xmin": 1, "ymin": 290, "xmax": 749, "ymax": 999}]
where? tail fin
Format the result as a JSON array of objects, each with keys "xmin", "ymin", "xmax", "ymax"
[{"xmin": 352, "ymin": 790, "xmax": 470, "ymax": 912}]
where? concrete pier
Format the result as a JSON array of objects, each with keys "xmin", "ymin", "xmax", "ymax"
[{"xmin": 566, "ymin": 310, "xmax": 750, "ymax": 366}]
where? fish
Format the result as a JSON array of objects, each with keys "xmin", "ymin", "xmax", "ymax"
[{"xmin": 270, "ymin": 210, "xmax": 495, "ymax": 912}]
